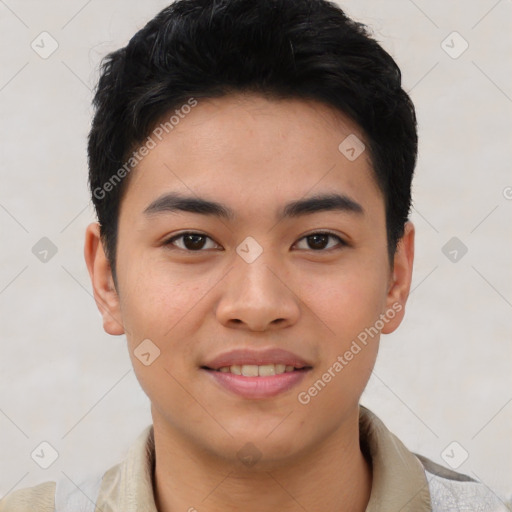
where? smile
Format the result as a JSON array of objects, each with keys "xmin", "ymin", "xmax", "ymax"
[
  {"xmin": 210, "ymin": 363, "xmax": 305, "ymax": 376},
  {"xmin": 201, "ymin": 347, "xmax": 313, "ymax": 399}
]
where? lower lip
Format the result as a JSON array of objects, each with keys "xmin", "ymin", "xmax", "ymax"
[{"xmin": 203, "ymin": 369, "xmax": 310, "ymax": 399}]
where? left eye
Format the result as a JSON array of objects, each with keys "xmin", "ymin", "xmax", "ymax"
[
  {"xmin": 164, "ymin": 232, "xmax": 220, "ymax": 251},
  {"xmin": 163, "ymin": 231, "xmax": 346, "ymax": 252},
  {"xmin": 294, "ymin": 232, "xmax": 346, "ymax": 251}
]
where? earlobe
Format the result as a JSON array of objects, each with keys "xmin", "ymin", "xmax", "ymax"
[
  {"xmin": 84, "ymin": 222, "xmax": 125, "ymax": 336},
  {"xmin": 381, "ymin": 221, "xmax": 415, "ymax": 335}
]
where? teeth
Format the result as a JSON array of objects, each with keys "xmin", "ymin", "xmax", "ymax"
[
  {"xmin": 258, "ymin": 364, "xmax": 275, "ymax": 376},
  {"xmin": 216, "ymin": 364, "xmax": 299, "ymax": 375},
  {"xmin": 230, "ymin": 364, "xmax": 242, "ymax": 375},
  {"xmin": 241, "ymin": 365, "xmax": 259, "ymax": 377}
]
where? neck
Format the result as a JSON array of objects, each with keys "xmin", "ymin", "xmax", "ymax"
[{"xmin": 152, "ymin": 409, "xmax": 372, "ymax": 512}]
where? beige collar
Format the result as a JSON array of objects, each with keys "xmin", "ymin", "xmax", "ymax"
[
  {"xmin": 96, "ymin": 405, "xmax": 432, "ymax": 511},
  {"xmin": 360, "ymin": 405, "xmax": 432, "ymax": 511}
]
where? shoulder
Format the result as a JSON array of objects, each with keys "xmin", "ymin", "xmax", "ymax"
[
  {"xmin": 0, "ymin": 469, "xmax": 105, "ymax": 512},
  {"xmin": 415, "ymin": 453, "xmax": 511, "ymax": 512},
  {"xmin": 0, "ymin": 481, "xmax": 55, "ymax": 512},
  {"xmin": 0, "ymin": 424, "xmax": 153, "ymax": 512}
]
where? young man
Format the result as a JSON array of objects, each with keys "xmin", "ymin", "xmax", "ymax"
[{"xmin": 1, "ymin": 0, "xmax": 508, "ymax": 511}]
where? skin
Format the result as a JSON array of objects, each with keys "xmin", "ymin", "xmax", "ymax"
[{"xmin": 85, "ymin": 93, "xmax": 414, "ymax": 512}]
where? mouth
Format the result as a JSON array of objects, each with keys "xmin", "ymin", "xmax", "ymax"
[
  {"xmin": 201, "ymin": 348, "xmax": 313, "ymax": 399},
  {"xmin": 201, "ymin": 363, "xmax": 311, "ymax": 376}
]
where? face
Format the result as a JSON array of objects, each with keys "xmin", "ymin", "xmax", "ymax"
[{"xmin": 85, "ymin": 94, "xmax": 414, "ymax": 468}]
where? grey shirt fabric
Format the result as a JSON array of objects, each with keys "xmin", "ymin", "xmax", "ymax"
[{"xmin": 0, "ymin": 405, "xmax": 509, "ymax": 511}]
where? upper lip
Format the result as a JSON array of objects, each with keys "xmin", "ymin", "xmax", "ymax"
[{"xmin": 202, "ymin": 348, "xmax": 312, "ymax": 370}]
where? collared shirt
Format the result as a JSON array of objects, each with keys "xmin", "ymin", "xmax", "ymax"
[{"xmin": 0, "ymin": 405, "xmax": 508, "ymax": 511}]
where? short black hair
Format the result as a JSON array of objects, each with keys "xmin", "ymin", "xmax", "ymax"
[{"xmin": 88, "ymin": 0, "xmax": 417, "ymax": 283}]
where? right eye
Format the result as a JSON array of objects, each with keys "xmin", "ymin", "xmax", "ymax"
[{"xmin": 162, "ymin": 232, "xmax": 222, "ymax": 252}]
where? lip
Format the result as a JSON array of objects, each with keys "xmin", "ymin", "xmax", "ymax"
[
  {"xmin": 204, "ymin": 369, "xmax": 310, "ymax": 399},
  {"xmin": 201, "ymin": 348, "xmax": 313, "ymax": 399},
  {"xmin": 202, "ymin": 348, "xmax": 312, "ymax": 370}
]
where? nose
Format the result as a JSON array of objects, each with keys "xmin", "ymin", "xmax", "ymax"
[{"xmin": 215, "ymin": 256, "xmax": 300, "ymax": 332}]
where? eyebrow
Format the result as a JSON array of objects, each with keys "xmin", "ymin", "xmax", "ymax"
[{"xmin": 143, "ymin": 192, "xmax": 364, "ymax": 221}]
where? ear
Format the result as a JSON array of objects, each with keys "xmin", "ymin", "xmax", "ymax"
[
  {"xmin": 381, "ymin": 221, "xmax": 415, "ymax": 334},
  {"xmin": 84, "ymin": 222, "xmax": 125, "ymax": 335}
]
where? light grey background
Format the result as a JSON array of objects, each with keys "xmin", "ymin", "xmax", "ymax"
[{"xmin": 1, "ymin": 0, "xmax": 511, "ymax": 503}]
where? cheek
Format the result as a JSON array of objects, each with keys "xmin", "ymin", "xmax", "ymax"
[
  {"xmin": 118, "ymin": 249, "xmax": 182, "ymax": 320},
  {"xmin": 117, "ymin": 257, "xmax": 216, "ymax": 367},
  {"xmin": 297, "ymin": 262, "xmax": 387, "ymax": 402},
  {"xmin": 117, "ymin": 265, "xmax": 204, "ymax": 412},
  {"xmin": 302, "ymin": 265, "xmax": 388, "ymax": 343},
  {"xmin": 296, "ymin": 275, "xmax": 383, "ymax": 417}
]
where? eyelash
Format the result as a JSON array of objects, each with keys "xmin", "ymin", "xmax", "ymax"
[{"xmin": 162, "ymin": 231, "xmax": 348, "ymax": 252}]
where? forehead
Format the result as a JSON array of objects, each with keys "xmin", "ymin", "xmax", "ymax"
[{"xmin": 118, "ymin": 94, "xmax": 382, "ymax": 222}]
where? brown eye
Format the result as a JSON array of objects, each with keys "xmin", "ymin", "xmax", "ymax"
[
  {"xmin": 295, "ymin": 232, "xmax": 346, "ymax": 251},
  {"xmin": 164, "ymin": 232, "xmax": 220, "ymax": 251}
]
